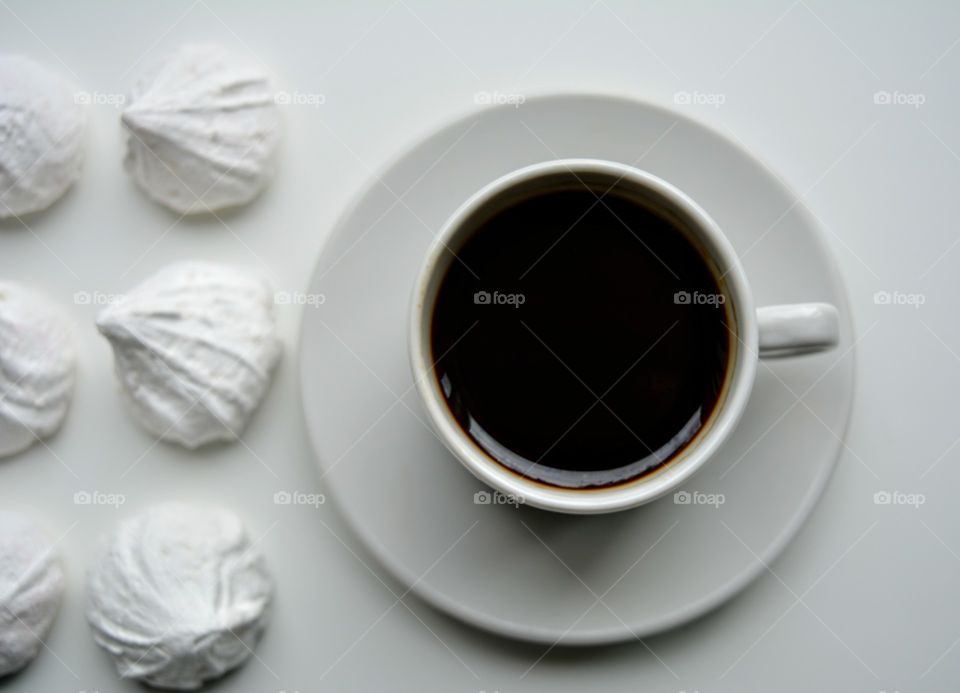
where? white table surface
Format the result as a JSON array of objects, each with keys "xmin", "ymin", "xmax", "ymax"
[{"xmin": 1, "ymin": 1, "xmax": 958, "ymax": 691}]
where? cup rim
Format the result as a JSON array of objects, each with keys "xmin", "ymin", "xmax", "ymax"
[{"xmin": 409, "ymin": 158, "xmax": 758, "ymax": 514}]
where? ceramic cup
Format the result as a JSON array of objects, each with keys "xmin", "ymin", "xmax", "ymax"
[{"xmin": 409, "ymin": 159, "xmax": 839, "ymax": 514}]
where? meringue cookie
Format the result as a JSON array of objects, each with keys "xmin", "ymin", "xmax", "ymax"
[
  {"xmin": 121, "ymin": 44, "xmax": 280, "ymax": 214},
  {"xmin": 0, "ymin": 282, "xmax": 76, "ymax": 458},
  {"xmin": 87, "ymin": 503, "xmax": 273, "ymax": 690},
  {"xmin": 0, "ymin": 513, "xmax": 65, "ymax": 676},
  {"xmin": 95, "ymin": 262, "xmax": 280, "ymax": 449},
  {"xmin": 0, "ymin": 55, "xmax": 86, "ymax": 218}
]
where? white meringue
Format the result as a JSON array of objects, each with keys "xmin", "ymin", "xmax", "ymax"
[
  {"xmin": 96, "ymin": 262, "xmax": 280, "ymax": 449},
  {"xmin": 87, "ymin": 503, "xmax": 273, "ymax": 690},
  {"xmin": 0, "ymin": 55, "xmax": 86, "ymax": 218},
  {"xmin": 0, "ymin": 282, "xmax": 76, "ymax": 458},
  {"xmin": 121, "ymin": 44, "xmax": 280, "ymax": 214},
  {"xmin": 0, "ymin": 513, "xmax": 65, "ymax": 676}
]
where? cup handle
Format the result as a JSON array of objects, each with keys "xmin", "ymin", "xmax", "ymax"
[{"xmin": 756, "ymin": 303, "xmax": 839, "ymax": 358}]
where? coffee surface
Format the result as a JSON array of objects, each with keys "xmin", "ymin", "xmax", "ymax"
[{"xmin": 431, "ymin": 187, "xmax": 730, "ymax": 487}]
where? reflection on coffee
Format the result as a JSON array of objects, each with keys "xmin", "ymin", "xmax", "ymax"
[{"xmin": 431, "ymin": 186, "xmax": 732, "ymax": 489}]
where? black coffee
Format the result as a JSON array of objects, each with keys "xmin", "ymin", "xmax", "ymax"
[{"xmin": 430, "ymin": 185, "xmax": 731, "ymax": 488}]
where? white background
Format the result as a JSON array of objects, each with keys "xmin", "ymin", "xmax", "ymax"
[{"xmin": 1, "ymin": 0, "xmax": 959, "ymax": 691}]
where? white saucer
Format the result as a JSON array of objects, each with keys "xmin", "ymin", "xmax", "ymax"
[{"xmin": 299, "ymin": 93, "xmax": 854, "ymax": 645}]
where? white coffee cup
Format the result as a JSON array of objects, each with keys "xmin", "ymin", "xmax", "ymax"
[{"xmin": 409, "ymin": 159, "xmax": 839, "ymax": 514}]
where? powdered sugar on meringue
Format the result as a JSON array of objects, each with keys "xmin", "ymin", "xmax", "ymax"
[
  {"xmin": 96, "ymin": 262, "xmax": 280, "ymax": 449},
  {"xmin": 0, "ymin": 55, "xmax": 86, "ymax": 218}
]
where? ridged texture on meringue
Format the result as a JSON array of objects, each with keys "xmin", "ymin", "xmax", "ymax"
[
  {"xmin": 0, "ymin": 281, "xmax": 76, "ymax": 458},
  {"xmin": 0, "ymin": 512, "xmax": 65, "ymax": 676},
  {"xmin": 0, "ymin": 55, "xmax": 86, "ymax": 218},
  {"xmin": 121, "ymin": 44, "xmax": 280, "ymax": 214},
  {"xmin": 95, "ymin": 262, "xmax": 280, "ymax": 449},
  {"xmin": 86, "ymin": 503, "xmax": 273, "ymax": 690}
]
